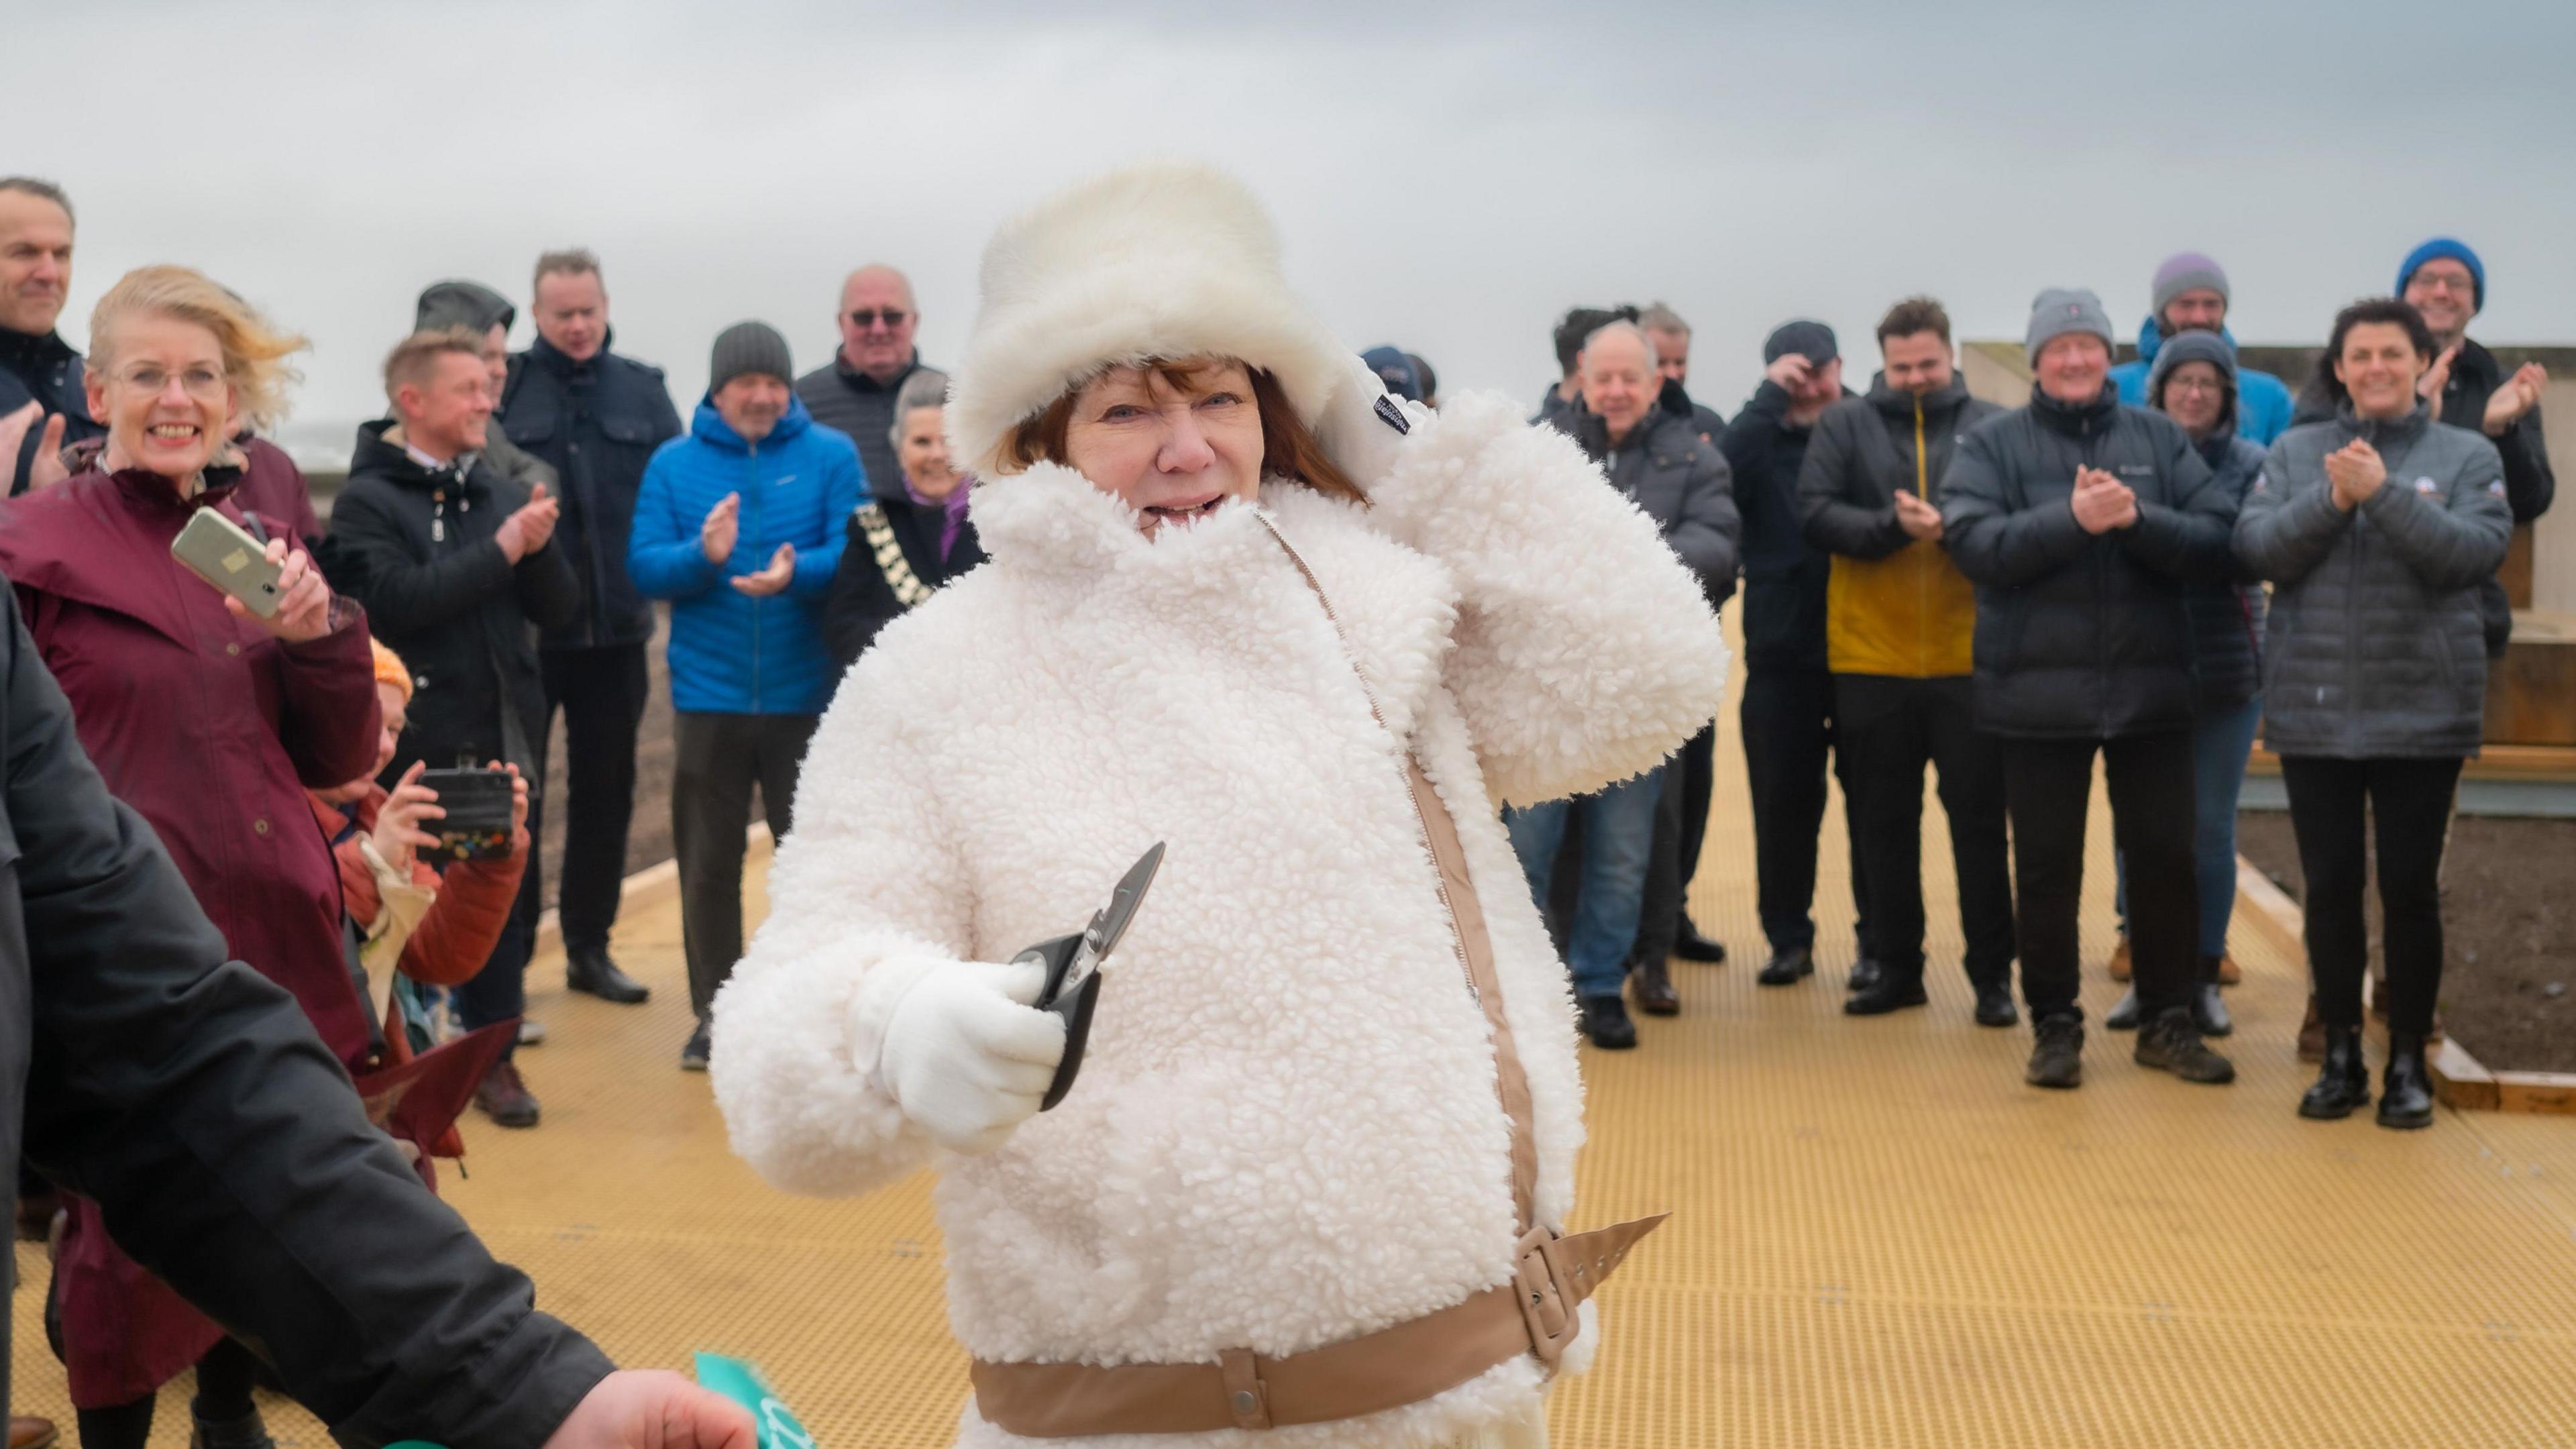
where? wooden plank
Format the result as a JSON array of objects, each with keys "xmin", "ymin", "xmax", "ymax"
[
  {"xmin": 2495, "ymin": 1073, "xmax": 2576, "ymax": 1115},
  {"xmin": 2499, "ymin": 526, "xmax": 2535, "ymax": 610},
  {"xmin": 2234, "ymin": 858, "xmax": 2304, "ymax": 960},
  {"xmin": 2484, "ymin": 612, "xmax": 2576, "ymax": 746},
  {"xmin": 2431, "ymin": 1037, "xmax": 2501, "ymax": 1112}
]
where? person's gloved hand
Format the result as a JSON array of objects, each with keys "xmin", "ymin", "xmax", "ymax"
[
  {"xmin": 1311, "ymin": 350, "xmax": 1426, "ymax": 494},
  {"xmin": 871, "ymin": 959, "xmax": 1066, "ymax": 1154}
]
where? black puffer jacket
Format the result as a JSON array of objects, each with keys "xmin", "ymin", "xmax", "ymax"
[
  {"xmin": 1, "ymin": 325, "xmax": 105, "ymax": 496},
  {"xmin": 322, "ymin": 421, "xmax": 579, "ymax": 775},
  {"xmin": 1553, "ymin": 398, "xmax": 1740, "ymax": 604},
  {"xmin": 1721, "ymin": 378, "xmax": 1849, "ymax": 671},
  {"xmin": 499, "ymin": 333, "xmax": 682, "ymax": 649},
  {"xmin": 1941, "ymin": 383, "xmax": 2231, "ymax": 739},
  {"xmin": 2235, "ymin": 402, "xmax": 2510, "ymax": 758},
  {"xmin": 0, "ymin": 585, "xmax": 613, "ymax": 1446},
  {"xmin": 824, "ymin": 491, "xmax": 987, "ymax": 669},
  {"xmin": 2185, "ymin": 429, "xmax": 2270, "ymax": 712}
]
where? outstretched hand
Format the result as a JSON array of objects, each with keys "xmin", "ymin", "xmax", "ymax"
[
  {"xmin": 539, "ymin": 1370, "xmax": 756, "ymax": 1449},
  {"xmin": 730, "ymin": 543, "xmax": 795, "ymax": 596}
]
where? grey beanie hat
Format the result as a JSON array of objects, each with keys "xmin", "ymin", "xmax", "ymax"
[
  {"xmin": 709, "ymin": 321, "xmax": 793, "ymax": 392},
  {"xmin": 2025, "ymin": 286, "xmax": 2114, "ymax": 364},
  {"xmin": 2150, "ymin": 252, "xmax": 2230, "ymax": 317}
]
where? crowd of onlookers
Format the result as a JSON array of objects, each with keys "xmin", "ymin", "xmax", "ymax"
[{"xmin": 0, "ymin": 165, "xmax": 2557, "ymax": 1448}]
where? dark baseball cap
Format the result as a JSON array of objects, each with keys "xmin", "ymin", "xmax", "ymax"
[{"xmin": 1762, "ymin": 319, "xmax": 1838, "ymax": 367}]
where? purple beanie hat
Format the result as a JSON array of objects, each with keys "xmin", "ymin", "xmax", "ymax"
[{"xmin": 2151, "ymin": 252, "xmax": 2230, "ymax": 315}]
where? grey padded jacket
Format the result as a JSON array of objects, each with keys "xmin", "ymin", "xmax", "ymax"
[{"xmin": 2233, "ymin": 402, "xmax": 2511, "ymax": 758}]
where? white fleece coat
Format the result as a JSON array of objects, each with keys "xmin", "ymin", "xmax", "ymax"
[{"xmin": 712, "ymin": 392, "xmax": 1726, "ymax": 1448}]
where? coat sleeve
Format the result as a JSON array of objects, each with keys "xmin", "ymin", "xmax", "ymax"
[
  {"xmin": 2233, "ymin": 438, "xmax": 2350, "ymax": 585},
  {"xmin": 2496, "ymin": 408, "xmax": 2555, "ymax": 525},
  {"xmin": 1351, "ymin": 390, "xmax": 1727, "ymax": 808},
  {"xmin": 1797, "ymin": 409, "xmax": 1911, "ymax": 560},
  {"xmin": 626, "ymin": 447, "xmax": 724, "ymax": 600},
  {"xmin": 711, "ymin": 671, "xmax": 974, "ymax": 1195},
  {"xmin": 822, "ymin": 510, "xmax": 895, "ymax": 670},
  {"xmin": 398, "ymin": 845, "xmax": 527, "ymax": 988},
  {"xmin": 788, "ymin": 435, "xmax": 865, "ymax": 600},
  {"xmin": 322, "ymin": 484, "xmax": 519, "ymax": 636},
  {"xmin": 1940, "ymin": 421, "xmax": 2092, "ymax": 588},
  {"xmin": 273, "ymin": 605, "xmax": 385, "ymax": 790},
  {"xmin": 6, "ymin": 588, "xmax": 613, "ymax": 1449},
  {"xmin": 1667, "ymin": 441, "xmax": 1741, "ymax": 605},
  {"xmin": 2118, "ymin": 425, "xmax": 2233, "ymax": 580},
  {"xmin": 2357, "ymin": 437, "xmax": 2515, "ymax": 590}
]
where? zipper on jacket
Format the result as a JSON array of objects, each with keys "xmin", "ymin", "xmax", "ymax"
[
  {"xmin": 747, "ymin": 439, "xmax": 763, "ymax": 711},
  {"xmin": 1263, "ymin": 521, "xmax": 1481, "ymax": 1006},
  {"xmin": 1913, "ymin": 396, "xmax": 1929, "ymax": 672}
]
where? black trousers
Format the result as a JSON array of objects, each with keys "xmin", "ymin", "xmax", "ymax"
[
  {"xmin": 540, "ymin": 643, "xmax": 650, "ymax": 955},
  {"xmin": 2279, "ymin": 755, "xmax": 2463, "ymax": 1036},
  {"xmin": 2003, "ymin": 731, "xmax": 2196, "ymax": 1022},
  {"xmin": 77, "ymin": 1336, "xmax": 260, "ymax": 1446},
  {"xmin": 1738, "ymin": 670, "xmax": 1874, "ymax": 957},
  {"xmin": 448, "ymin": 723, "xmax": 546, "ymax": 1061},
  {"xmin": 1833, "ymin": 674, "xmax": 2013, "ymax": 987},
  {"xmin": 1631, "ymin": 722, "xmax": 1715, "ymax": 966},
  {"xmin": 676, "ymin": 712, "xmax": 820, "ymax": 1020}
]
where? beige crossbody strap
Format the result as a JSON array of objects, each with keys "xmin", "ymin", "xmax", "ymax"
[{"xmin": 1260, "ymin": 518, "xmax": 1540, "ymax": 1230}]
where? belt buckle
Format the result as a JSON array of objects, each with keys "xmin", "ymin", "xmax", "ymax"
[{"xmin": 1512, "ymin": 1228, "xmax": 1579, "ymax": 1368}]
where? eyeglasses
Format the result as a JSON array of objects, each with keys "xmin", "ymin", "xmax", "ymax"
[
  {"xmin": 847, "ymin": 309, "xmax": 910, "ymax": 331},
  {"xmin": 109, "ymin": 363, "xmax": 227, "ymax": 401},
  {"xmin": 2408, "ymin": 272, "xmax": 2475, "ymax": 296},
  {"xmin": 2163, "ymin": 376, "xmax": 2224, "ymax": 396}
]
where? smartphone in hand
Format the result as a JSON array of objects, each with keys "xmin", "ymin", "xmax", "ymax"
[
  {"xmin": 415, "ymin": 767, "xmax": 515, "ymax": 862},
  {"xmin": 169, "ymin": 508, "xmax": 284, "ymax": 618}
]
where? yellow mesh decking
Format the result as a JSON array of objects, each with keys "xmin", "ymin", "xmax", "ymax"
[{"xmin": 15, "ymin": 663, "xmax": 2576, "ymax": 1446}]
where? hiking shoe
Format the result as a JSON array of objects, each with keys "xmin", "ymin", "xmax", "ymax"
[
  {"xmin": 1972, "ymin": 981, "xmax": 2019, "ymax": 1028},
  {"xmin": 2135, "ymin": 1008, "xmax": 2235, "ymax": 1084},
  {"xmin": 1578, "ymin": 994, "xmax": 1638, "ymax": 1050},
  {"xmin": 681, "ymin": 1020, "xmax": 712, "ymax": 1072},
  {"xmin": 475, "ymin": 1060, "xmax": 541, "ymax": 1128},
  {"xmin": 2026, "ymin": 1015, "xmax": 2084, "ymax": 1089}
]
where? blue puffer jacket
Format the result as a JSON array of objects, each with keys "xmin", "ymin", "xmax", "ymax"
[
  {"xmin": 2110, "ymin": 318, "xmax": 2296, "ymax": 445},
  {"xmin": 629, "ymin": 394, "xmax": 867, "ymax": 714}
]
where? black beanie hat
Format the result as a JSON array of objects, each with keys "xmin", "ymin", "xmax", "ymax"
[
  {"xmin": 710, "ymin": 321, "xmax": 793, "ymax": 392},
  {"xmin": 1762, "ymin": 319, "xmax": 1837, "ymax": 367}
]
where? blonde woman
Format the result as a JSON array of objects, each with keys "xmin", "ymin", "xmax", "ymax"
[
  {"xmin": 714, "ymin": 164, "xmax": 1725, "ymax": 1448},
  {"xmin": 0, "ymin": 266, "xmax": 379, "ymax": 1449}
]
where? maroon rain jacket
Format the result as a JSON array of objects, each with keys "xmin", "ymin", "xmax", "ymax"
[{"xmin": 0, "ymin": 463, "xmax": 380, "ymax": 1407}]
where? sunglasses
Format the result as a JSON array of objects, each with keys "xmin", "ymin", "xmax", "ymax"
[{"xmin": 847, "ymin": 309, "xmax": 910, "ymax": 331}]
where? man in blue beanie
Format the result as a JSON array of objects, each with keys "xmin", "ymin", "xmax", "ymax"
[{"xmin": 2107, "ymin": 251, "xmax": 2295, "ymax": 444}]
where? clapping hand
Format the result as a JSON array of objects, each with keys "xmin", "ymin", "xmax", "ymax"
[
  {"xmin": 233, "ymin": 537, "xmax": 336, "ymax": 641},
  {"xmin": 370, "ymin": 761, "xmax": 445, "ymax": 875},
  {"xmin": 2485, "ymin": 361, "xmax": 2548, "ymax": 435},
  {"xmin": 2069, "ymin": 466, "xmax": 2137, "ymax": 535},
  {"xmin": 731, "ymin": 543, "xmax": 794, "ymax": 597},
  {"xmin": 2418, "ymin": 344, "xmax": 2459, "ymax": 405},
  {"xmin": 2323, "ymin": 439, "xmax": 2387, "ymax": 511},
  {"xmin": 0, "ymin": 401, "xmax": 69, "ymax": 490},
  {"xmin": 495, "ymin": 483, "xmax": 560, "ymax": 563},
  {"xmin": 700, "ymin": 492, "xmax": 741, "ymax": 564},
  {"xmin": 1892, "ymin": 488, "xmax": 1944, "ymax": 541}
]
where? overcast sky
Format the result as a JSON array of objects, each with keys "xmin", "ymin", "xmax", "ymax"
[{"xmin": 19, "ymin": 0, "xmax": 2576, "ymax": 466}]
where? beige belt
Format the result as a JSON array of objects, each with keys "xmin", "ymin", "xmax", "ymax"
[{"xmin": 971, "ymin": 521, "xmax": 1668, "ymax": 1437}]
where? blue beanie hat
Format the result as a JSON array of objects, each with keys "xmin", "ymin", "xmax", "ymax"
[{"xmin": 2396, "ymin": 237, "xmax": 2484, "ymax": 311}]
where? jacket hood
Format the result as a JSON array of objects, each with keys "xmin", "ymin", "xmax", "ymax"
[
  {"xmin": 688, "ymin": 391, "xmax": 816, "ymax": 453},
  {"xmin": 945, "ymin": 162, "xmax": 1354, "ymax": 480},
  {"xmin": 2134, "ymin": 314, "xmax": 2240, "ymax": 367},
  {"xmin": 2145, "ymin": 329, "xmax": 2239, "ymax": 437},
  {"xmin": 415, "ymin": 280, "xmax": 515, "ymax": 337}
]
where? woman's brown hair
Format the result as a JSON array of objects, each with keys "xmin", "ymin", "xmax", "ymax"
[{"xmin": 1000, "ymin": 358, "xmax": 1366, "ymax": 504}]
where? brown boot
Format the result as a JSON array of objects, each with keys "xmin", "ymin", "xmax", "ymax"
[
  {"xmin": 2215, "ymin": 953, "xmax": 2243, "ymax": 986},
  {"xmin": 474, "ymin": 1060, "xmax": 541, "ymax": 1129},
  {"xmin": 11, "ymin": 1415, "xmax": 60, "ymax": 1449},
  {"xmin": 2106, "ymin": 938, "xmax": 2131, "ymax": 982},
  {"xmin": 1631, "ymin": 957, "xmax": 1680, "ymax": 1017},
  {"xmin": 2298, "ymin": 994, "xmax": 2326, "ymax": 1063}
]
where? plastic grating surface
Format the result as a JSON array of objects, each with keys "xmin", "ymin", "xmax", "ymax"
[{"xmin": 16, "ymin": 627, "xmax": 2576, "ymax": 1446}]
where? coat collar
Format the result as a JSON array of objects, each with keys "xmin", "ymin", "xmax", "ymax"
[{"xmin": 2030, "ymin": 380, "xmax": 2121, "ymax": 437}]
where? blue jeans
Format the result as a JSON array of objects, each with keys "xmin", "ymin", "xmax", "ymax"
[
  {"xmin": 1505, "ymin": 767, "xmax": 1664, "ymax": 999},
  {"xmin": 2114, "ymin": 692, "xmax": 2265, "ymax": 959}
]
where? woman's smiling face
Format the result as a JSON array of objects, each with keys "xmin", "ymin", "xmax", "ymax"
[{"xmin": 1063, "ymin": 358, "xmax": 1265, "ymax": 535}]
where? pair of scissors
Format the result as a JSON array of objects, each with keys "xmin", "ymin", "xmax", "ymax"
[{"xmin": 1018, "ymin": 842, "xmax": 1165, "ymax": 1112}]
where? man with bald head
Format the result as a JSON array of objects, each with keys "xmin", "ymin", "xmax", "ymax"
[{"xmin": 794, "ymin": 264, "xmax": 941, "ymax": 494}]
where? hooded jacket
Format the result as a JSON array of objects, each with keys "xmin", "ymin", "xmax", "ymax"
[
  {"xmin": 1551, "ymin": 396, "xmax": 1739, "ymax": 604},
  {"xmin": 2234, "ymin": 402, "xmax": 2510, "ymax": 757},
  {"xmin": 499, "ymin": 332, "xmax": 682, "ymax": 649},
  {"xmin": 627, "ymin": 394, "xmax": 865, "ymax": 716},
  {"xmin": 712, "ymin": 392, "xmax": 1725, "ymax": 1449},
  {"xmin": 323, "ymin": 421, "xmax": 579, "ymax": 775},
  {"xmin": 1721, "ymin": 378, "xmax": 1849, "ymax": 672},
  {"xmin": 2110, "ymin": 317, "xmax": 2296, "ymax": 444},
  {"xmin": 1796, "ymin": 373, "xmax": 2002, "ymax": 679},
  {"xmin": 2294, "ymin": 335, "xmax": 2553, "ymax": 657},
  {"xmin": 1941, "ymin": 384, "xmax": 2233, "ymax": 739}
]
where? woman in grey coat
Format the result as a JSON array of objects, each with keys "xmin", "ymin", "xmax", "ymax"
[{"xmin": 2235, "ymin": 298, "xmax": 2511, "ymax": 1129}]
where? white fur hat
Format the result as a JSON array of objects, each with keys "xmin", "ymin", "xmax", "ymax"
[{"xmin": 946, "ymin": 161, "xmax": 1355, "ymax": 478}]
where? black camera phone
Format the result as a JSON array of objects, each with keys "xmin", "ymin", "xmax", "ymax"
[{"xmin": 415, "ymin": 767, "xmax": 515, "ymax": 863}]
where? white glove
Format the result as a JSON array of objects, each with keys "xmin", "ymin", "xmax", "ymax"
[
  {"xmin": 1311, "ymin": 350, "xmax": 1426, "ymax": 494},
  {"xmin": 869, "ymin": 958, "xmax": 1067, "ymax": 1155}
]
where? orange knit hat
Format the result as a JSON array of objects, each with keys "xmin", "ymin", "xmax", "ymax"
[{"xmin": 370, "ymin": 639, "xmax": 414, "ymax": 704}]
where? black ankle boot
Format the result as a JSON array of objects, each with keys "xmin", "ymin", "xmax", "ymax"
[
  {"xmin": 2377, "ymin": 1030, "xmax": 2436, "ymax": 1130},
  {"xmin": 189, "ymin": 1408, "xmax": 276, "ymax": 1449},
  {"xmin": 2192, "ymin": 955, "xmax": 2232, "ymax": 1037},
  {"xmin": 2298, "ymin": 1024, "xmax": 2370, "ymax": 1120}
]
